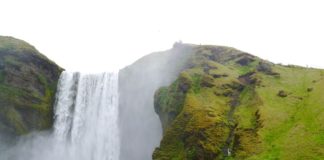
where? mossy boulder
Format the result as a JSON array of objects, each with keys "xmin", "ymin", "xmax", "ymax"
[
  {"xmin": 277, "ymin": 90, "xmax": 288, "ymax": 97},
  {"xmin": 0, "ymin": 36, "xmax": 63, "ymax": 136}
]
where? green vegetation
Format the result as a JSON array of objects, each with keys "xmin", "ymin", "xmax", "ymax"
[
  {"xmin": 153, "ymin": 44, "xmax": 324, "ymax": 159},
  {"xmin": 1, "ymin": 36, "xmax": 323, "ymax": 159},
  {"xmin": 0, "ymin": 36, "xmax": 62, "ymax": 136}
]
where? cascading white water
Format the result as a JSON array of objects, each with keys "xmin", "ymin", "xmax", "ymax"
[
  {"xmin": 53, "ymin": 71, "xmax": 120, "ymax": 160},
  {"xmin": 0, "ymin": 71, "xmax": 120, "ymax": 160}
]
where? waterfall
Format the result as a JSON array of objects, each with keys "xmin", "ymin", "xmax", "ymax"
[
  {"xmin": 52, "ymin": 71, "xmax": 120, "ymax": 160},
  {"xmin": 0, "ymin": 71, "xmax": 121, "ymax": 160}
]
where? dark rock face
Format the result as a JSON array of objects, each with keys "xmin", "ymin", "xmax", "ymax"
[{"xmin": 0, "ymin": 36, "xmax": 63, "ymax": 136}]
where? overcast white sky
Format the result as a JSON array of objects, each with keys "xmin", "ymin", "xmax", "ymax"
[{"xmin": 1, "ymin": 0, "xmax": 323, "ymax": 72}]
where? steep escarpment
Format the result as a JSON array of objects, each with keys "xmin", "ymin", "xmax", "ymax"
[
  {"xmin": 0, "ymin": 36, "xmax": 63, "ymax": 136},
  {"xmin": 119, "ymin": 43, "xmax": 196, "ymax": 160},
  {"xmin": 153, "ymin": 45, "xmax": 324, "ymax": 159}
]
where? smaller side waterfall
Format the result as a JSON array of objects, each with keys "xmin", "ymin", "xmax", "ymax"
[{"xmin": 53, "ymin": 71, "xmax": 120, "ymax": 160}]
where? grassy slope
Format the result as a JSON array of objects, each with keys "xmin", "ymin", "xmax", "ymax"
[
  {"xmin": 153, "ymin": 45, "xmax": 324, "ymax": 160},
  {"xmin": 252, "ymin": 65, "xmax": 324, "ymax": 160}
]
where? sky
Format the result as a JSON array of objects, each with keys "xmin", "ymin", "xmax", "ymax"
[{"xmin": 1, "ymin": 0, "xmax": 324, "ymax": 72}]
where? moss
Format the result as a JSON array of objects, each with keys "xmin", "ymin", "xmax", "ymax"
[
  {"xmin": 4, "ymin": 107, "xmax": 28, "ymax": 134},
  {"xmin": 153, "ymin": 44, "xmax": 324, "ymax": 160},
  {"xmin": 154, "ymin": 86, "xmax": 233, "ymax": 159},
  {"xmin": 0, "ymin": 36, "xmax": 62, "ymax": 136},
  {"xmin": 155, "ymin": 77, "xmax": 188, "ymax": 131},
  {"xmin": 191, "ymin": 74, "xmax": 202, "ymax": 93},
  {"xmin": 154, "ymin": 50, "xmax": 242, "ymax": 159}
]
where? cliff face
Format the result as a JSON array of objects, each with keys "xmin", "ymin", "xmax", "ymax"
[
  {"xmin": 153, "ymin": 45, "xmax": 324, "ymax": 159},
  {"xmin": 118, "ymin": 43, "xmax": 195, "ymax": 160},
  {"xmin": 0, "ymin": 36, "xmax": 63, "ymax": 136}
]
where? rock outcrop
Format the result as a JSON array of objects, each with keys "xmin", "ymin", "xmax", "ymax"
[{"xmin": 0, "ymin": 36, "xmax": 63, "ymax": 136}]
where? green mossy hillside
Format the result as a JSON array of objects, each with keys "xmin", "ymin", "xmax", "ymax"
[
  {"xmin": 0, "ymin": 36, "xmax": 63, "ymax": 136},
  {"xmin": 153, "ymin": 44, "xmax": 324, "ymax": 160}
]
